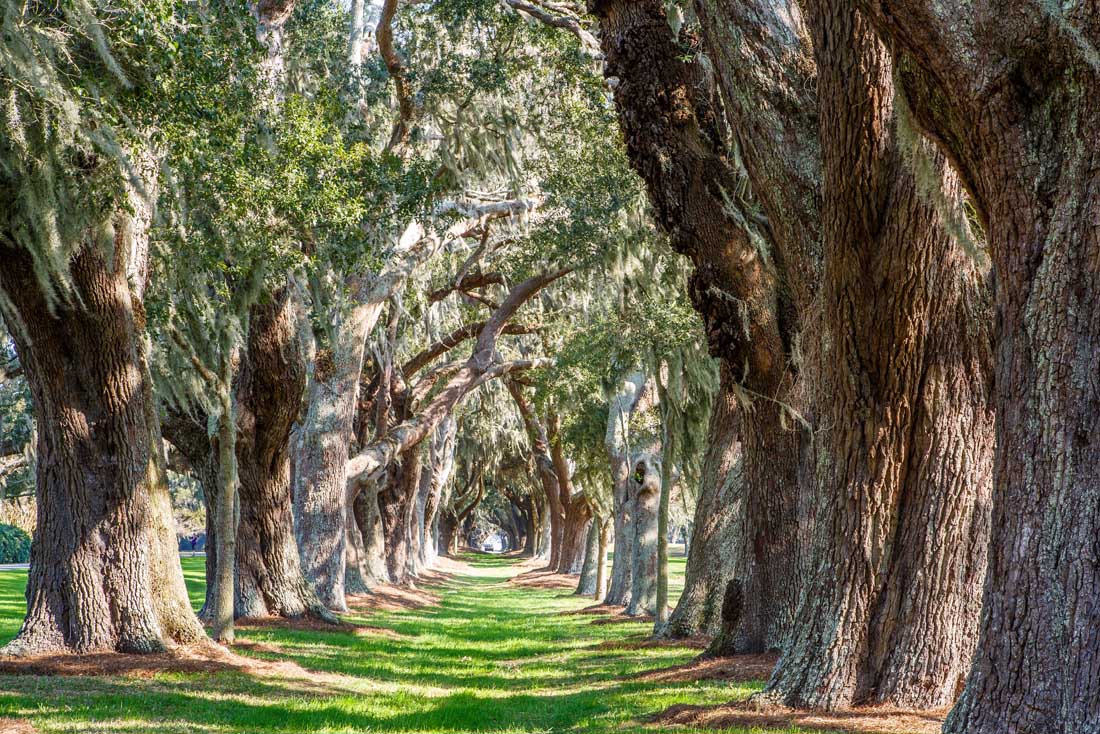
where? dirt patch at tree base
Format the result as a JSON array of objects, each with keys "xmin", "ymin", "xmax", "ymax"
[
  {"xmin": 649, "ymin": 699, "xmax": 946, "ymax": 734},
  {"xmin": 346, "ymin": 583, "xmax": 442, "ymax": 613},
  {"xmin": 0, "ymin": 718, "xmax": 35, "ymax": 733},
  {"xmin": 591, "ymin": 613, "xmax": 654, "ymax": 625},
  {"xmin": 594, "ymin": 634, "xmax": 707, "ymax": 651},
  {"xmin": 509, "ymin": 566, "xmax": 579, "ymax": 590},
  {"xmin": 0, "ymin": 642, "xmax": 313, "ymax": 679},
  {"xmin": 563, "ymin": 603, "xmax": 625, "ymax": 615},
  {"xmin": 636, "ymin": 652, "xmax": 776, "ymax": 682}
]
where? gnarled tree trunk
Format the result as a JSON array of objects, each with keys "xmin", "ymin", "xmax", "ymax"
[
  {"xmin": 234, "ymin": 289, "xmax": 332, "ymax": 620},
  {"xmin": 762, "ymin": 1, "xmax": 994, "ymax": 709},
  {"xmin": 852, "ymin": 1, "xmax": 1100, "ymax": 729},
  {"xmin": 625, "ymin": 456, "xmax": 660, "ymax": 617},
  {"xmin": 0, "ymin": 241, "xmax": 204, "ymax": 655}
]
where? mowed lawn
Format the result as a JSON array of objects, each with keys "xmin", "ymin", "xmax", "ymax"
[{"xmin": 0, "ymin": 553, "xmax": 771, "ymax": 734}]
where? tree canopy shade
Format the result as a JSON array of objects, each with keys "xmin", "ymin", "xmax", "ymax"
[{"xmin": 0, "ymin": 0, "xmax": 1098, "ymax": 732}]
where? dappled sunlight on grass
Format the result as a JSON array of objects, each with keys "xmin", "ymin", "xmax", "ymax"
[{"xmin": 0, "ymin": 554, "xmax": 819, "ymax": 733}]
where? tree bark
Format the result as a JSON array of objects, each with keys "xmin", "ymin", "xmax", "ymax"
[
  {"xmin": 594, "ymin": 519, "xmax": 610, "ymax": 600},
  {"xmin": 0, "ymin": 240, "xmax": 204, "ymax": 655},
  {"xmin": 625, "ymin": 456, "xmax": 660, "ymax": 617},
  {"xmin": 850, "ymin": 2, "xmax": 1100, "ymax": 729},
  {"xmin": 575, "ymin": 520, "xmax": 600, "ymax": 596},
  {"xmin": 234, "ymin": 289, "xmax": 333, "ymax": 620},
  {"xmin": 604, "ymin": 476, "xmax": 634, "ymax": 607},
  {"xmin": 668, "ymin": 366, "xmax": 741, "ymax": 638},
  {"xmin": 762, "ymin": 1, "xmax": 995, "ymax": 709},
  {"xmin": 377, "ymin": 446, "xmax": 422, "ymax": 585},
  {"xmin": 293, "ymin": 294, "xmax": 385, "ymax": 612},
  {"xmin": 346, "ymin": 482, "xmax": 389, "ymax": 592},
  {"xmin": 593, "ymin": 0, "xmax": 812, "ymax": 638}
]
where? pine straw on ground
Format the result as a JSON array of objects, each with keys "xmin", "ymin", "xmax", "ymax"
[
  {"xmin": 594, "ymin": 634, "xmax": 709, "ymax": 651},
  {"xmin": 635, "ymin": 652, "xmax": 776, "ymax": 682},
  {"xmin": 563, "ymin": 603, "xmax": 625, "ymax": 616},
  {"xmin": 0, "ymin": 717, "xmax": 35, "ymax": 733},
  {"xmin": 508, "ymin": 564, "xmax": 579, "ymax": 591},
  {"xmin": 0, "ymin": 560, "xmax": 465, "ymax": 680},
  {"xmin": 649, "ymin": 699, "xmax": 947, "ymax": 734},
  {"xmin": 0, "ymin": 641, "xmax": 313, "ymax": 679}
]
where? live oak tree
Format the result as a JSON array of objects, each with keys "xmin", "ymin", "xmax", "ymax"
[
  {"xmin": 850, "ymin": 1, "xmax": 1100, "ymax": 730},
  {"xmin": 0, "ymin": 0, "xmax": 260, "ymax": 655}
]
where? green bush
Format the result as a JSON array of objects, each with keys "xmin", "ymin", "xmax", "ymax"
[{"xmin": 0, "ymin": 523, "xmax": 31, "ymax": 564}]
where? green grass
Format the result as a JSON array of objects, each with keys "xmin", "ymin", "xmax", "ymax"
[{"xmin": 0, "ymin": 553, "xmax": 779, "ymax": 734}]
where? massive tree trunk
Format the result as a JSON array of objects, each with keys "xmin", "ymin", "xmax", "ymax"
[
  {"xmin": 712, "ymin": 393, "xmax": 809, "ymax": 654},
  {"xmin": 762, "ymin": 1, "xmax": 994, "ymax": 709},
  {"xmin": 234, "ymin": 289, "xmax": 332, "ymax": 620},
  {"xmin": 851, "ymin": 2, "xmax": 1100, "ymax": 729},
  {"xmin": 293, "ymin": 293, "xmax": 385, "ymax": 612},
  {"xmin": 0, "ymin": 240, "xmax": 204, "ymax": 655},
  {"xmin": 667, "ymin": 367, "xmax": 741, "ymax": 638},
  {"xmin": 593, "ymin": 0, "xmax": 813, "ymax": 638},
  {"xmin": 625, "ymin": 456, "xmax": 660, "ymax": 617}
]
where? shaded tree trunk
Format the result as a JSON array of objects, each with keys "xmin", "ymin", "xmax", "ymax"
[
  {"xmin": 668, "ymin": 366, "xmax": 741, "ymax": 638},
  {"xmin": 762, "ymin": 1, "xmax": 994, "ymax": 709},
  {"xmin": 0, "ymin": 241, "xmax": 204, "ymax": 655},
  {"xmin": 604, "ymin": 477, "xmax": 634, "ymax": 606},
  {"xmin": 234, "ymin": 289, "xmax": 333, "ymax": 620},
  {"xmin": 594, "ymin": 519, "xmax": 610, "ymax": 600},
  {"xmin": 377, "ymin": 447, "xmax": 422, "ymax": 585},
  {"xmin": 346, "ymin": 482, "xmax": 389, "ymax": 592},
  {"xmin": 710, "ymin": 395, "xmax": 808, "ymax": 655}
]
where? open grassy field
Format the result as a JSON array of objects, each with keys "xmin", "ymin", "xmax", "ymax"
[{"xmin": 0, "ymin": 554, "xmax": 767, "ymax": 733}]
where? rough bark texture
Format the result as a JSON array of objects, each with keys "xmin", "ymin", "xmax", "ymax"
[
  {"xmin": 603, "ymin": 373, "xmax": 649, "ymax": 606},
  {"xmin": 668, "ymin": 367, "xmax": 741, "ymax": 638},
  {"xmin": 575, "ymin": 520, "xmax": 600, "ymax": 596},
  {"xmin": 234, "ymin": 289, "xmax": 332, "ymax": 620},
  {"xmin": 346, "ymin": 482, "xmax": 389, "ymax": 592},
  {"xmin": 716, "ymin": 396, "xmax": 808, "ymax": 654},
  {"xmin": 625, "ymin": 456, "xmax": 660, "ymax": 617},
  {"xmin": 851, "ymin": 2, "xmax": 1100, "ymax": 729},
  {"xmin": 377, "ymin": 447, "xmax": 422, "ymax": 585},
  {"xmin": 293, "ymin": 297, "xmax": 384, "ymax": 612},
  {"xmin": 604, "ymin": 473, "xmax": 634, "ymax": 607},
  {"xmin": 0, "ymin": 240, "xmax": 204, "ymax": 655},
  {"xmin": 593, "ymin": 0, "xmax": 813, "ymax": 641},
  {"xmin": 762, "ymin": 1, "xmax": 995, "ymax": 709}
]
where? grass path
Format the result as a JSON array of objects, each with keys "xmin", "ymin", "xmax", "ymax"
[{"xmin": 0, "ymin": 554, "xmax": 763, "ymax": 733}]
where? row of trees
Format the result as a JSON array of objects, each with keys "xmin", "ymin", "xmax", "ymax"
[
  {"xmin": 2, "ymin": 0, "xmax": 1098, "ymax": 732},
  {"xmin": 0, "ymin": 0, "xmax": 706, "ymax": 653}
]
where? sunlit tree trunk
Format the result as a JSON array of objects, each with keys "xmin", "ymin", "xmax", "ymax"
[
  {"xmin": 852, "ymin": 1, "xmax": 1100, "ymax": 728},
  {"xmin": 762, "ymin": 0, "xmax": 994, "ymax": 708},
  {"xmin": 667, "ymin": 367, "xmax": 740, "ymax": 638},
  {"xmin": 575, "ymin": 520, "xmax": 600, "ymax": 595},
  {"xmin": 625, "ymin": 456, "xmax": 660, "ymax": 617},
  {"xmin": 0, "ymin": 240, "xmax": 204, "ymax": 655}
]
